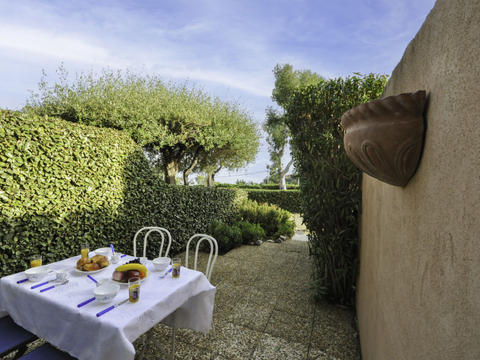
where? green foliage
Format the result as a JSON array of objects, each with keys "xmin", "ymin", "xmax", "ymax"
[
  {"xmin": 209, "ymin": 220, "xmax": 242, "ymax": 254},
  {"xmin": 246, "ymin": 189, "xmax": 301, "ymax": 213},
  {"xmin": 216, "ymin": 183, "xmax": 299, "ymax": 190},
  {"xmin": 264, "ymin": 64, "xmax": 324, "ymax": 187},
  {"xmin": 237, "ymin": 199, "xmax": 294, "ymax": 238},
  {"xmin": 236, "ymin": 221, "xmax": 265, "ymax": 244},
  {"xmin": 0, "ymin": 110, "xmax": 236, "ymax": 277},
  {"xmin": 286, "ymin": 73, "xmax": 387, "ymax": 305},
  {"xmin": 24, "ymin": 67, "xmax": 260, "ymax": 184}
]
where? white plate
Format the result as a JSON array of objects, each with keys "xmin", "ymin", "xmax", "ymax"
[
  {"xmin": 74, "ymin": 264, "xmax": 110, "ymax": 274},
  {"xmin": 111, "ymin": 276, "xmax": 147, "ymax": 286}
]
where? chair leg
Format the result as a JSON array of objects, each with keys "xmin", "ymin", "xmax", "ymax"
[
  {"xmin": 170, "ymin": 326, "xmax": 175, "ymax": 360},
  {"xmin": 137, "ymin": 329, "xmax": 154, "ymax": 360},
  {"xmin": 211, "ymin": 318, "xmax": 216, "ymax": 338},
  {"xmin": 13, "ymin": 345, "xmax": 28, "ymax": 360}
]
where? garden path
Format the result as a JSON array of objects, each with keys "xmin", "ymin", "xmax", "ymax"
[{"xmin": 135, "ymin": 238, "xmax": 361, "ymax": 360}]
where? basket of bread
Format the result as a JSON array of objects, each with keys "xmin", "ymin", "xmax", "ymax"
[{"xmin": 76, "ymin": 255, "xmax": 110, "ymax": 272}]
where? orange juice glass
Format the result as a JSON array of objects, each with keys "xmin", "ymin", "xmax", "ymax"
[
  {"xmin": 172, "ymin": 258, "xmax": 181, "ymax": 278},
  {"xmin": 128, "ymin": 277, "xmax": 140, "ymax": 303},
  {"xmin": 81, "ymin": 242, "xmax": 89, "ymax": 259},
  {"xmin": 30, "ymin": 255, "xmax": 42, "ymax": 268}
]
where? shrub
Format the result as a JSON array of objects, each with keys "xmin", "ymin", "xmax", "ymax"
[
  {"xmin": 237, "ymin": 199, "xmax": 294, "ymax": 239},
  {"xmin": 209, "ymin": 220, "xmax": 242, "ymax": 253},
  {"xmin": 235, "ymin": 221, "xmax": 265, "ymax": 244},
  {"xmin": 0, "ymin": 110, "xmax": 236, "ymax": 276},
  {"xmin": 286, "ymin": 73, "xmax": 387, "ymax": 305},
  {"xmin": 216, "ymin": 183, "xmax": 299, "ymax": 190},
  {"xmin": 246, "ymin": 189, "xmax": 301, "ymax": 213}
]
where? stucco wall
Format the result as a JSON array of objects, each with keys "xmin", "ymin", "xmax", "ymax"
[{"xmin": 356, "ymin": 0, "xmax": 480, "ymax": 359}]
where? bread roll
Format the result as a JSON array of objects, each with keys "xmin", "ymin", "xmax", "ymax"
[
  {"xmin": 83, "ymin": 262, "xmax": 100, "ymax": 271},
  {"xmin": 76, "ymin": 257, "xmax": 92, "ymax": 270}
]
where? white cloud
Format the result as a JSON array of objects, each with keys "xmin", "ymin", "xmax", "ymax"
[{"xmin": 0, "ymin": 24, "xmax": 125, "ymax": 67}]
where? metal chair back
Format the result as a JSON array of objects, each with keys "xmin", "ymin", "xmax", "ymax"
[
  {"xmin": 133, "ymin": 227, "xmax": 172, "ymax": 258},
  {"xmin": 185, "ymin": 234, "xmax": 218, "ymax": 281}
]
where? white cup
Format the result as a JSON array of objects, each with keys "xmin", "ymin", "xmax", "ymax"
[
  {"xmin": 111, "ymin": 253, "xmax": 120, "ymax": 264},
  {"xmin": 55, "ymin": 269, "xmax": 69, "ymax": 282}
]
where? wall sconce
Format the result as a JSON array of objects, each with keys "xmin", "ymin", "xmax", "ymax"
[{"xmin": 341, "ymin": 91, "xmax": 427, "ymax": 187}]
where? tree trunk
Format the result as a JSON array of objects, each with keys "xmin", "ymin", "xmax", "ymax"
[
  {"xmin": 207, "ymin": 173, "xmax": 214, "ymax": 188},
  {"xmin": 183, "ymin": 147, "xmax": 201, "ymax": 186},
  {"xmin": 279, "ymin": 158, "xmax": 294, "ymax": 190},
  {"xmin": 206, "ymin": 165, "xmax": 222, "ymax": 188},
  {"xmin": 164, "ymin": 160, "xmax": 179, "ymax": 184}
]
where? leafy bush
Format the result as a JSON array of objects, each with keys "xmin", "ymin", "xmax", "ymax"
[
  {"xmin": 209, "ymin": 220, "xmax": 242, "ymax": 253},
  {"xmin": 286, "ymin": 73, "xmax": 387, "ymax": 305},
  {"xmin": 246, "ymin": 189, "xmax": 301, "ymax": 213},
  {"xmin": 237, "ymin": 199, "xmax": 294, "ymax": 239},
  {"xmin": 0, "ymin": 110, "xmax": 236, "ymax": 276},
  {"xmin": 236, "ymin": 221, "xmax": 265, "ymax": 243},
  {"xmin": 216, "ymin": 183, "xmax": 299, "ymax": 190}
]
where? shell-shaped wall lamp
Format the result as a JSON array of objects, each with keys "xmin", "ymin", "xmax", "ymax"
[{"xmin": 341, "ymin": 91, "xmax": 426, "ymax": 187}]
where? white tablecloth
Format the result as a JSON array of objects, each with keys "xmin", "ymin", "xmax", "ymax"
[{"xmin": 0, "ymin": 256, "xmax": 216, "ymax": 360}]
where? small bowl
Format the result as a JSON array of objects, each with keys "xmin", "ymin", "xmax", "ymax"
[
  {"xmin": 94, "ymin": 281, "xmax": 120, "ymax": 303},
  {"xmin": 152, "ymin": 257, "xmax": 171, "ymax": 272},
  {"xmin": 25, "ymin": 266, "xmax": 51, "ymax": 282},
  {"xmin": 111, "ymin": 253, "xmax": 120, "ymax": 264},
  {"xmin": 94, "ymin": 248, "xmax": 112, "ymax": 257},
  {"xmin": 55, "ymin": 269, "xmax": 69, "ymax": 282}
]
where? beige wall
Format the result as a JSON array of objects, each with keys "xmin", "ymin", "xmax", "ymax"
[{"xmin": 357, "ymin": 0, "xmax": 480, "ymax": 359}]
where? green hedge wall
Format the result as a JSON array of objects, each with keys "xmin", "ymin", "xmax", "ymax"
[
  {"xmin": 286, "ymin": 74, "xmax": 387, "ymax": 305},
  {"xmin": 246, "ymin": 189, "xmax": 301, "ymax": 213},
  {"xmin": 0, "ymin": 110, "xmax": 235, "ymax": 277},
  {"xmin": 216, "ymin": 183, "xmax": 299, "ymax": 190}
]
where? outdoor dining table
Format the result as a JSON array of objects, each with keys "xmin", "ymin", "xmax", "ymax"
[{"xmin": 0, "ymin": 255, "xmax": 216, "ymax": 360}]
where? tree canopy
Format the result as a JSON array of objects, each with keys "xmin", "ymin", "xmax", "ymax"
[
  {"xmin": 25, "ymin": 67, "xmax": 260, "ymax": 184},
  {"xmin": 264, "ymin": 64, "xmax": 323, "ymax": 188}
]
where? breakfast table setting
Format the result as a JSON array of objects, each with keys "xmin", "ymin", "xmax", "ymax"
[{"xmin": 0, "ymin": 245, "xmax": 216, "ymax": 360}]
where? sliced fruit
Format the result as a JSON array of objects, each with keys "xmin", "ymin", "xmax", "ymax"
[{"xmin": 115, "ymin": 263, "xmax": 148, "ymax": 278}]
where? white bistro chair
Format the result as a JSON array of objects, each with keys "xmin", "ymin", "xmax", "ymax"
[
  {"xmin": 170, "ymin": 234, "xmax": 218, "ymax": 360},
  {"xmin": 133, "ymin": 226, "xmax": 172, "ymax": 258}
]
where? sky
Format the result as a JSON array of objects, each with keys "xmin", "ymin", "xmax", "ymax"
[{"xmin": 0, "ymin": 0, "xmax": 436, "ymax": 183}]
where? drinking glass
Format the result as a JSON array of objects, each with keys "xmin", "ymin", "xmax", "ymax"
[
  {"xmin": 172, "ymin": 258, "xmax": 181, "ymax": 278},
  {"xmin": 80, "ymin": 242, "xmax": 89, "ymax": 259},
  {"xmin": 128, "ymin": 277, "xmax": 140, "ymax": 303},
  {"xmin": 30, "ymin": 255, "xmax": 42, "ymax": 268}
]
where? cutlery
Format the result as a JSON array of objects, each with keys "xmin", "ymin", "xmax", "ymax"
[
  {"xmin": 87, "ymin": 275, "xmax": 97, "ymax": 284},
  {"xmin": 96, "ymin": 298, "xmax": 129, "ymax": 317},
  {"xmin": 110, "ymin": 243, "xmax": 115, "ymax": 255},
  {"xmin": 31, "ymin": 280, "xmax": 53, "ymax": 289},
  {"xmin": 159, "ymin": 268, "xmax": 172, "ymax": 279},
  {"xmin": 120, "ymin": 254, "xmax": 127, "ymax": 258},
  {"xmin": 77, "ymin": 297, "xmax": 96, "ymax": 308},
  {"xmin": 40, "ymin": 279, "xmax": 69, "ymax": 292},
  {"xmin": 16, "ymin": 278, "xmax": 28, "ymax": 284}
]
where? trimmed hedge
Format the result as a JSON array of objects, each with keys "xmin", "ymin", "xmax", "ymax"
[
  {"xmin": 0, "ymin": 110, "xmax": 235, "ymax": 277},
  {"xmin": 286, "ymin": 74, "xmax": 387, "ymax": 305},
  {"xmin": 246, "ymin": 189, "xmax": 301, "ymax": 213},
  {"xmin": 216, "ymin": 183, "xmax": 299, "ymax": 190}
]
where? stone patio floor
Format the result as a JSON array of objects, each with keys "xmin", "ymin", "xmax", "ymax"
[{"xmin": 134, "ymin": 239, "xmax": 361, "ymax": 360}]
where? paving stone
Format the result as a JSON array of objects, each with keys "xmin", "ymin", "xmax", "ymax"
[
  {"xmin": 264, "ymin": 310, "xmax": 313, "ymax": 345},
  {"xmin": 251, "ymin": 334, "xmax": 308, "ymax": 360},
  {"xmin": 275, "ymin": 288, "xmax": 316, "ymax": 319},
  {"xmin": 225, "ymin": 298, "xmax": 274, "ymax": 332}
]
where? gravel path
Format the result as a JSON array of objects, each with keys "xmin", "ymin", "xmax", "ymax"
[{"xmin": 135, "ymin": 239, "xmax": 361, "ymax": 360}]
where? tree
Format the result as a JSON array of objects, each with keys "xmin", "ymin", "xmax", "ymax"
[
  {"xmin": 25, "ymin": 67, "xmax": 260, "ymax": 184},
  {"xmin": 195, "ymin": 117, "xmax": 259, "ymax": 187},
  {"xmin": 264, "ymin": 64, "xmax": 323, "ymax": 189}
]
